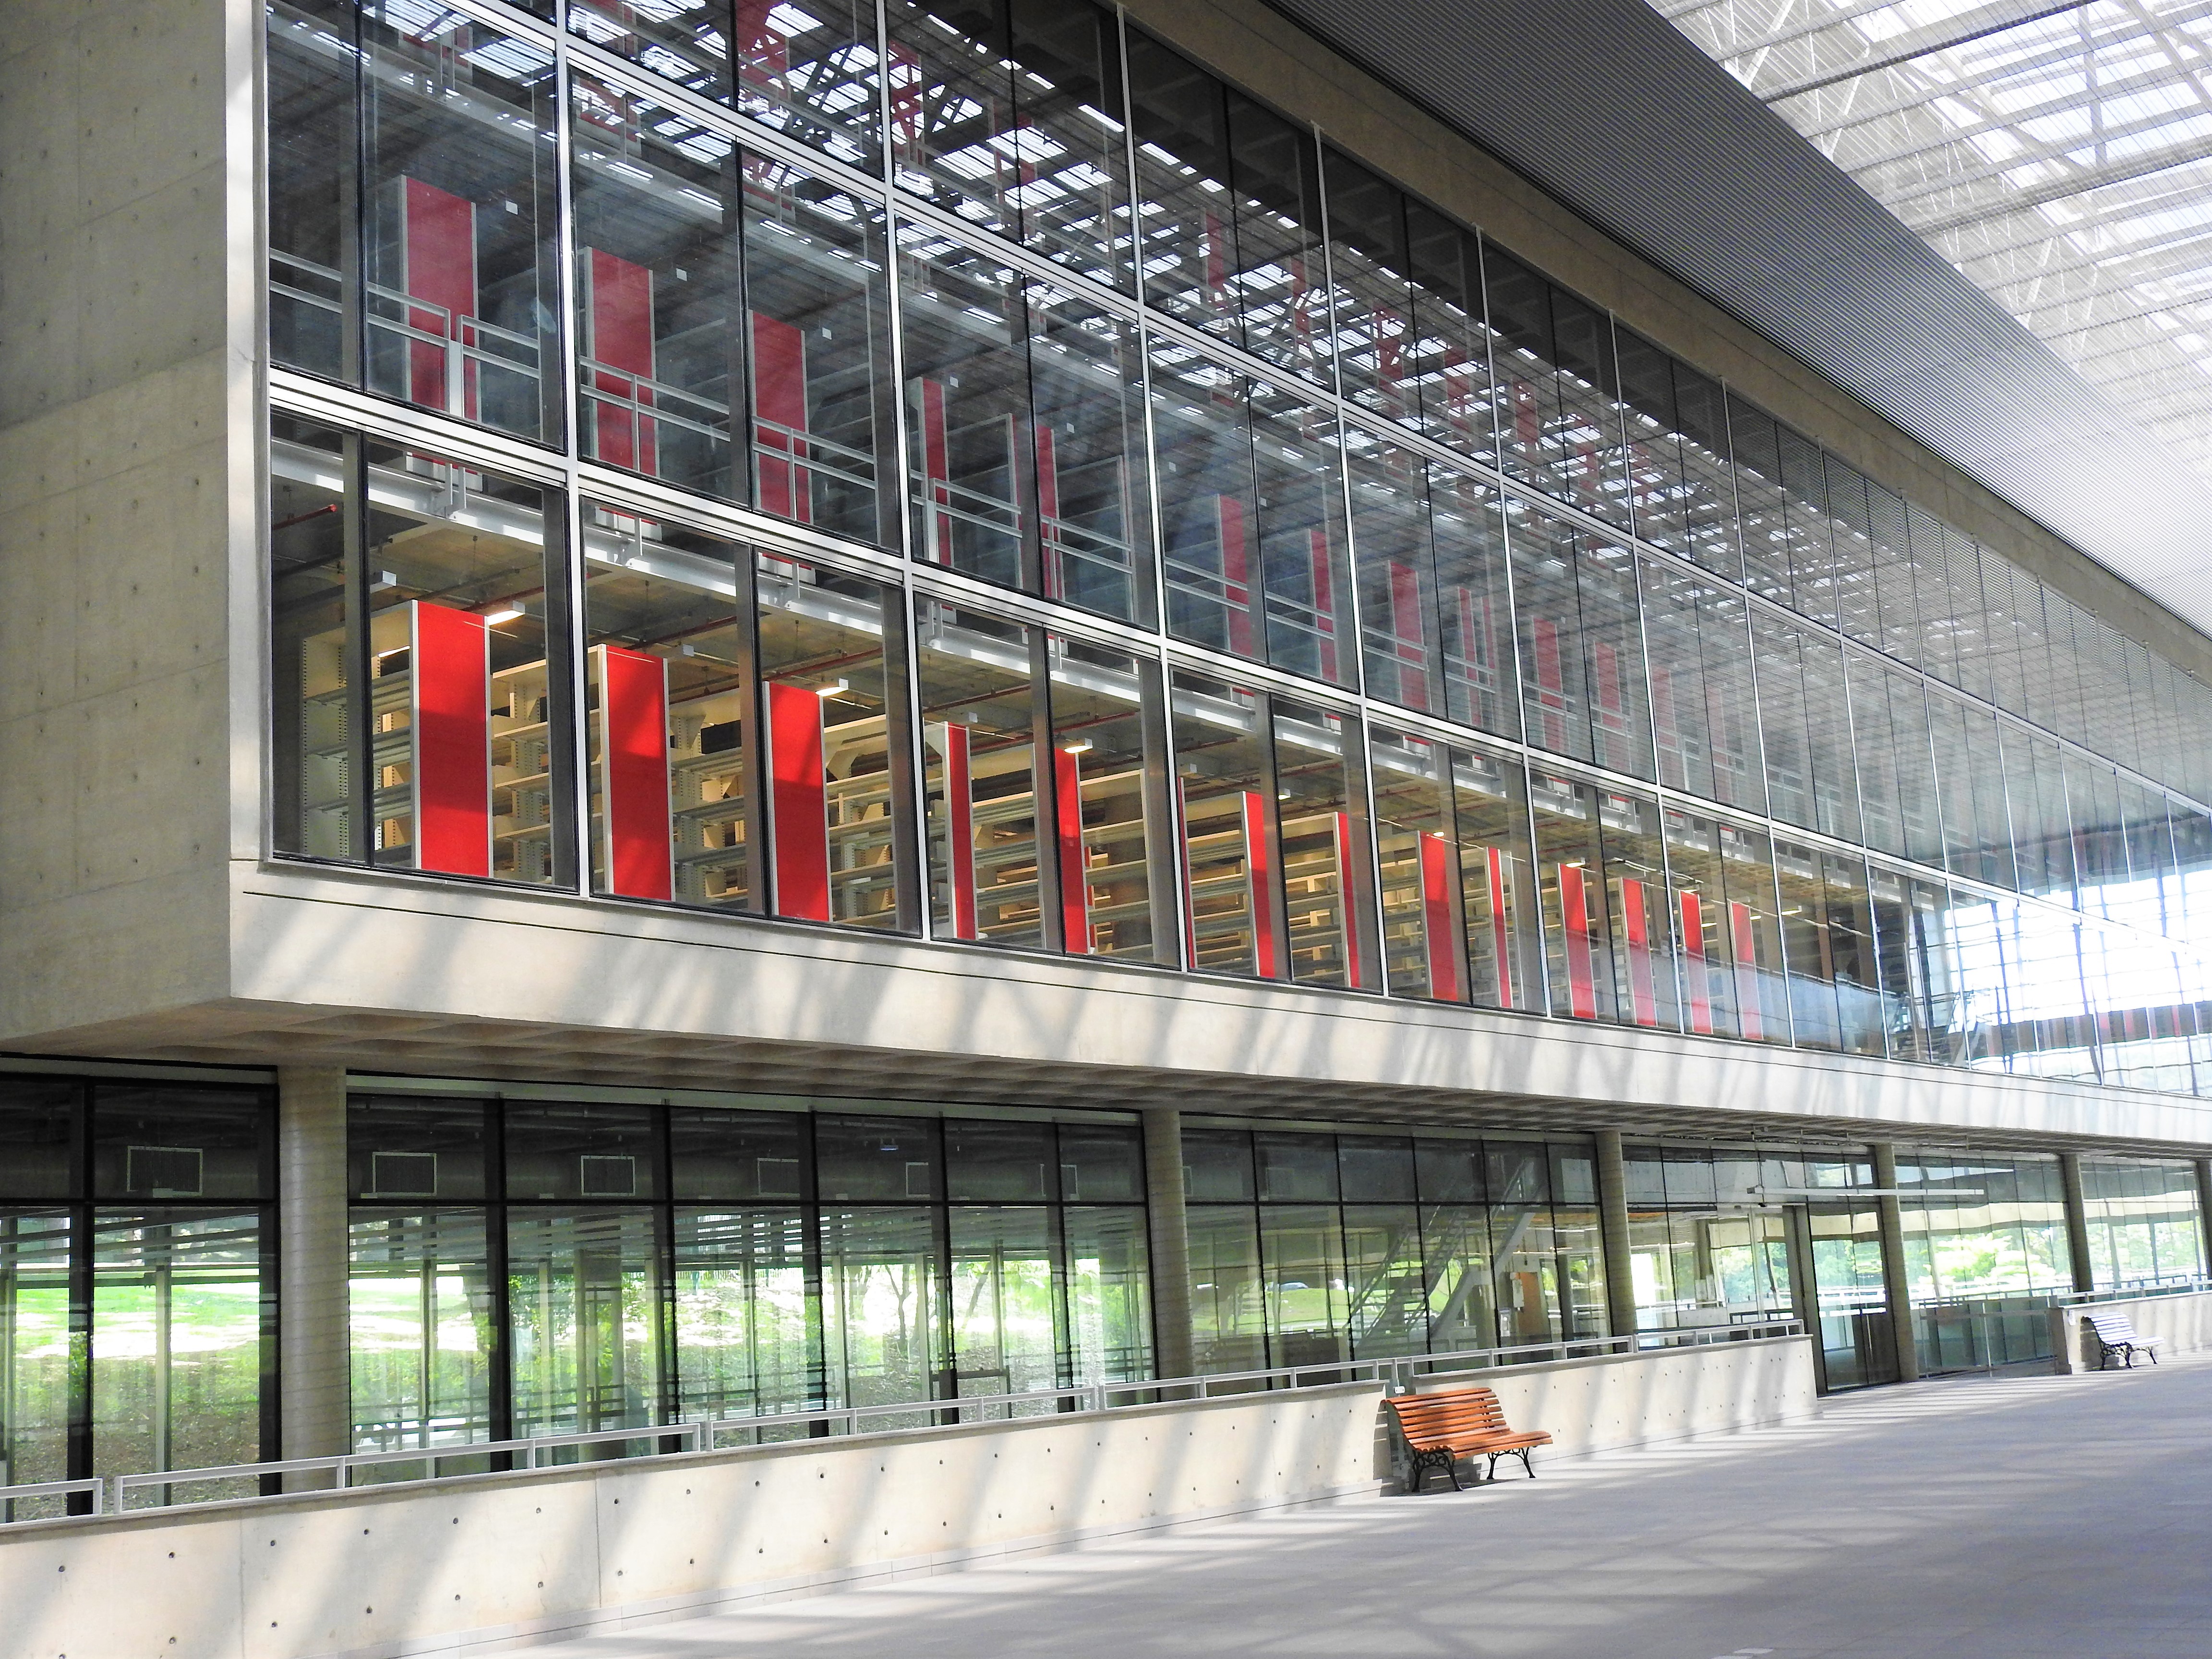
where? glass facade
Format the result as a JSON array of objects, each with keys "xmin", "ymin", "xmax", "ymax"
[
  {"xmin": 0, "ymin": 1077, "xmax": 276, "ymax": 1515},
  {"xmin": 345, "ymin": 1093, "xmax": 1151, "ymax": 1448},
  {"xmin": 264, "ymin": 0, "xmax": 2212, "ymax": 1101}
]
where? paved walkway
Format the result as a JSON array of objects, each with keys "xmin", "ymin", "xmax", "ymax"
[{"xmin": 541, "ymin": 1356, "xmax": 2212, "ymax": 1658}]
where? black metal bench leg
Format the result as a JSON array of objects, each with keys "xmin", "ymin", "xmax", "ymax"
[{"xmin": 1517, "ymin": 1449, "xmax": 1535, "ymax": 1479}]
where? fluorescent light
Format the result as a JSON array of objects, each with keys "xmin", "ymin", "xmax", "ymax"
[
  {"xmin": 817, "ymin": 678, "xmax": 849, "ymax": 697},
  {"xmin": 1062, "ymin": 740, "xmax": 1093, "ymax": 754},
  {"xmin": 481, "ymin": 608, "xmax": 524, "ymax": 625}
]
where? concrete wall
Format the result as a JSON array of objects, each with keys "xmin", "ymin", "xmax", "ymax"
[
  {"xmin": 1411, "ymin": 1335, "xmax": 1819, "ymax": 1465},
  {"xmin": 2050, "ymin": 1291, "xmax": 2212, "ymax": 1373},
  {"xmin": 0, "ymin": 0, "xmax": 253, "ymax": 1038},
  {"xmin": 0, "ymin": 1385, "xmax": 1385, "ymax": 1659}
]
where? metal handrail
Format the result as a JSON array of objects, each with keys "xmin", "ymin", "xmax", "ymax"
[
  {"xmin": 2052, "ymin": 1277, "xmax": 2212, "ymax": 1307},
  {"xmin": 2, "ymin": 1323, "xmax": 1809, "ymax": 1526}
]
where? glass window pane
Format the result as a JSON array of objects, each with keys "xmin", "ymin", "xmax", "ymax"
[
  {"xmin": 1599, "ymin": 790, "xmax": 1679, "ymax": 1032},
  {"xmin": 1259, "ymin": 1203, "xmax": 1345, "ymax": 1367},
  {"xmin": 1339, "ymin": 1136, "xmax": 1417, "ymax": 1202},
  {"xmin": 1181, "ymin": 1128, "xmax": 1254, "ymax": 1201},
  {"xmin": 270, "ymin": 417, "xmax": 355, "ymax": 862},
  {"xmin": 267, "ymin": 0, "xmax": 354, "ymax": 382},
  {"xmin": 1064, "ymin": 1206, "xmax": 1151, "ymax": 1383},
  {"xmin": 948, "ymin": 1206, "xmax": 1060, "ymax": 1399},
  {"xmin": 1273, "ymin": 700, "xmax": 1374, "ymax": 989},
  {"xmin": 363, "ymin": 440, "xmax": 565, "ymax": 887},
  {"xmin": 915, "ymin": 601, "xmax": 1045, "ymax": 948},
  {"xmin": 349, "ymin": 1094, "xmax": 489, "ymax": 1202},
  {"xmin": 361, "ymin": 4, "xmax": 560, "ymax": 442},
  {"xmin": 756, "ymin": 554, "xmax": 910, "ymax": 930},
  {"xmin": 675, "ymin": 1208, "xmax": 822, "ymax": 1424},
  {"xmin": 1431, "ymin": 464, "xmax": 1518, "ymax": 738},
  {"xmin": 902, "ymin": 226, "xmax": 1030, "ymax": 589},
  {"xmin": 1057, "ymin": 1124, "xmax": 1143, "ymax": 1202},
  {"xmin": 1775, "ymin": 837, "xmax": 1840, "ymax": 1052},
  {"xmin": 507, "ymin": 1208, "xmax": 665, "ymax": 1438},
  {"xmin": 1342, "ymin": 1204, "xmax": 1424, "ymax": 1358},
  {"xmin": 347, "ymin": 1208, "xmax": 494, "ymax": 1454},
  {"xmin": 1255, "ymin": 1133, "xmax": 1338, "ymax": 1202},
  {"xmin": 582, "ymin": 509, "xmax": 750, "ymax": 909},
  {"xmin": 1186, "ymin": 1205, "xmax": 1264, "ymax": 1373},
  {"xmin": 1371, "ymin": 727, "xmax": 1459, "ymax": 1002},
  {"xmin": 670, "ymin": 1109, "xmax": 808, "ymax": 1202},
  {"xmin": 570, "ymin": 79, "xmax": 740, "ymax": 498},
  {"xmin": 1324, "ymin": 149, "xmax": 1415, "ymax": 426},
  {"xmin": 0, "ymin": 1214, "xmax": 72, "ymax": 1514},
  {"xmin": 820, "ymin": 1206, "xmax": 944, "ymax": 1410},
  {"xmin": 569, "ymin": 0, "xmax": 730, "ymax": 101},
  {"xmin": 1455, "ymin": 745, "xmax": 1544, "ymax": 1012},
  {"xmin": 945, "ymin": 1119, "xmax": 1053, "ymax": 1202},
  {"xmin": 733, "ymin": 0, "xmax": 881, "ymax": 167},
  {"xmin": 817, "ymin": 1114, "xmax": 940, "ymax": 1201},
  {"xmin": 93, "ymin": 1086, "xmax": 266, "ymax": 1203},
  {"xmin": 1825, "ymin": 853, "xmax": 1887, "ymax": 1058},
  {"xmin": 1483, "ymin": 247, "xmax": 1628, "ymax": 529},
  {"xmin": 1172, "ymin": 671, "xmax": 1275, "ymax": 979},
  {"xmin": 1405, "ymin": 204, "xmax": 1500, "ymax": 469},
  {"xmin": 1049, "ymin": 636, "xmax": 1169, "ymax": 962},
  {"xmin": 95, "ymin": 1211, "xmax": 267, "ymax": 1491},
  {"xmin": 1154, "ymin": 339, "xmax": 1262, "ymax": 659},
  {"xmin": 0, "ymin": 1080, "xmax": 74, "ymax": 1201},
  {"xmin": 505, "ymin": 1102, "xmax": 662, "ymax": 1202},
  {"xmin": 743, "ymin": 156, "xmax": 895, "ymax": 547},
  {"xmin": 1250, "ymin": 379, "xmax": 1354, "ymax": 685},
  {"xmin": 1029, "ymin": 280, "xmax": 1154, "ymax": 624},
  {"xmin": 1347, "ymin": 428, "xmax": 1443, "ymax": 715},
  {"xmin": 1530, "ymin": 771, "xmax": 1612, "ymax": 1023},
  {"xmin": 1419, "ymin": 1203, "xmax": 1494, "ymax": 1354}
]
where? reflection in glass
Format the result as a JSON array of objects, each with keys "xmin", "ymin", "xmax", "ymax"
[
  {"xmin": 675, "ymin": 1208, "xmax": 821, "ymax": 1428},
  {"xmin": 1049, "ymin": 638, "xmax": 1168, "ymax": 961},
  {"xmin": 1173, "ymin": 672, "xmax": 1274, "ymax": 978},
  {"xmin": 915, "ymin": 601, "xmax": 1044, "ymax": 948},
  {"xmin": 0, "ymin": 1215, "xmax": 72, "ymax": 1518},
  {"xmin": 348, "ymin": 1209, "xmax": 494, "ymax": 1455},
  {"xmin": 1065, "ymin": 1207, "xmax": 1152, "ymax": 1382},
  {"xmin": 949, "ymin": 1207, "xmax": 1060, "ymax": 1404},
  {"xmin": 820, "ymin": 1207, "xmax": 943, "ymax": 1413},
  {"xmin": 1273, "ymin": 701, "xmax": 1372, "ymax": 989},
  {"xmin": 508, "ymin": 1207, "xmax": 665, "ymax": 1441}
]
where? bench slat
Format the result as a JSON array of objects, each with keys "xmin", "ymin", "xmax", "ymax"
[{"xmin": 1383, "ymin": 1386, "xmax": 1554, "ymax": 1491}]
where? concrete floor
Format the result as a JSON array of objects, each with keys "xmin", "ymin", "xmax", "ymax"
[{"xmin": 540, "ymin": 1356, "xmax": 2212, "ymax": 1659}]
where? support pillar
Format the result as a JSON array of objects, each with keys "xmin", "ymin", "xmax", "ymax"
[
  {"xmin": 1869, "ymin": 1142, "xmax": 1920, "ymax": 1383},
  {"xmin": 1594, "ymin": 1130, "xmax": 1637, "ymax": 1343},
  {"xmin": 278, "ymin": 1067, "xmax": 349, "ymax": 1489},
  {"xmin": 2059, "ymin": 1151, "xmax": 2096, "ymax": 1294},
  {"xmin": 1142, "ymin": 1107, "xmax": 1194, "ymax": 1382}
]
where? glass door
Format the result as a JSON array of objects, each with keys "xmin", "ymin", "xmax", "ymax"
[{"xmin": 1788, "ymin": 1198, "xmax": 1898, "ymax": 1391}]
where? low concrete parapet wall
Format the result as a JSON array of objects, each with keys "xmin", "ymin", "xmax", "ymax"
[
  {"xmin": 2049, "ymin": 1289, "xmax": 2212, "ymax": 1372},
  {"xmin": 1409, "ymin": 1334, "xmax": 1820, "ymax": 1461},
  {"xmin": 0, "ymin": 1384, "xmax": 1386, "ymax": 1659}
]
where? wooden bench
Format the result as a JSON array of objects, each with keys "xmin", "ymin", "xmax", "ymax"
[
  {"xmin": 1382, "ymin": 1385, "xmax": 1553, "ymax": 1492},
  {"xmin": 2085, "ymin": 1310, "xmax": 2161, "ymax": 1370}
]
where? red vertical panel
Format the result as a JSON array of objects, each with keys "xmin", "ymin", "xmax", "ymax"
[
  {"xmin": 1730, "ymin": 899, "xmax": 1763, "ymax": 1042},
  {"xmin": 1310, "ymin": 528, "xmax": 1338, "ymax": 684},
  {"xmin": 1035, "ymin": 424, "xmax": 1062, "ymax": 599},
  {"xmin": 1419, "ymin": 831, "xmax": 1460, "ymax": 1002},
  {"xmin": 1488, "ymin": 846, "xmax": 1514, "ymax": 1009},
  {"xmin": 597, "ymin": 645, "xmax": 674, "ymax": 902},
  {"xmin": 752, "ymin": 314, "xmax": 812, "ymax": 523},
  {"xmin": 921, "ymin": 378, "xmax": 953, "ymax": 563},
  {"xmin": 1387, "ymin": 560, "xmax": 1427, "ymax": 710},
  {"xmin": 1178, "ymin": 778, "xmax": 1200, "ymax": 970},
  {"xmin": 399, "ymin": 179, "xmax": 477, "ymax": 415},
  {"xmin": 1333, "ymin": 811, "xmax": 1365, "ymax": 989},
  {"xmin": 1244, "ymin": 790, "xmax": 1278, "ymax": 980},
  {"xmin": 411, "ymin": 602, "xmax": 491, "ymax": 878},
  {"xmin": 933, "ymin": 722, "xmax": 977, "ymax": 939},
  {"xmin": 1558, "ymin": 862, "xmax": 1597, "ymax": 1019},
  {"xmin": 1533, "ymin": 618, "xmax": 1565, "ymax": 750},
  {"xmin": 1217, "ymin": 496, "xmax": 1253, "ymax": 658},
  {"xmin": 1620, "ymin": 875, "xmax": 1657, "ymax": 1026},
  {"xmin": 1056, "ymin": 747, "xmax": 1089, "ymax": 953},
  {"xmin": 767, "ymin": 681, "xmax": 831, "ymax": 921},
  {"xmin": 1680, "ymin": 890, "xmax": 1713, "ymax": 1035},
  {"xmin": 586, "ymin": 249, "xmax": 656, "ymax": 474}
]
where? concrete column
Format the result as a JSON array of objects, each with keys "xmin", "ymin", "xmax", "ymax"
[
  {"xmin": 1594, "ymin": 1130, "xmax": 1637, "ymax": 1342},
  {"xmin": 1869, "ymin": 1142, "xmax": 1920, "ymax": 1383},
  {"xmin": 1142, "ymin": 1108, "xmax": 1194, "ymax": 1381},
  {"xmin": 2059, "ymin": 1151, "xmax": 2096, "ymax": 1294},
  {"xmin": 278, "ymin": 1068, "xmax": 350, "ymax": 1488},
  {"xmin": 2195, "ymin": 1159, "xmax": 2212, "ymax": 1280}
]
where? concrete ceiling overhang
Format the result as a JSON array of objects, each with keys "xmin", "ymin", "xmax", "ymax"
[{"xmin": 1262, "ymin": 0, "xmax": 2212, "ymax": 638}]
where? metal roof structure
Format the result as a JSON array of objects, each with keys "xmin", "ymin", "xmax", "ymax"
[{"xmin": 1263, "ymin": 0, "xmax": 2212, "ymax": 638}]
